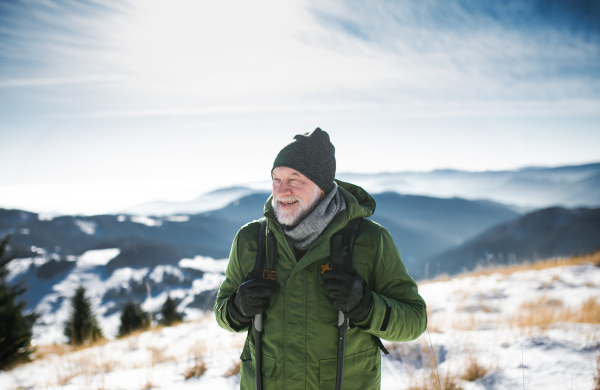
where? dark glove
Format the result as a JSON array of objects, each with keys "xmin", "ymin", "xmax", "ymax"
[
  {"xmin": 322, "ymin": 271, "xmax": 373, "ymax": 322},
  {"xmin": 230, "ymin": 279, "xmax": 278, "ymax": 322}
]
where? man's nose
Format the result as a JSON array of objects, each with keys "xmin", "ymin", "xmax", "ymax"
[{"xmin": 275, "ymin": 180, "xmax": 292, "ymax": 196}]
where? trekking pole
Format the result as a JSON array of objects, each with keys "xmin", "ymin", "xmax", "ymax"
[
  {"xmin": 253, "ymin": 313, "xmax": 263, "ymax": 390},
  {"xmin": 336, "ymin": 311, "xmax": 349, "ymax": 390}
]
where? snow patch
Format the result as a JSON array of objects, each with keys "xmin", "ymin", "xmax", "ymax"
[
  {"xmin": 108, "ymin": 267, "xmax": 150, "ymax": 287},
  {"xmin": 190, "ymin": 273, "xmax": 226, "ymax": 293},
  {"xmin": 179, "ymin": 255, "xmax": 228, "ymax": 273},
  {"xmin": 131, "ymin": 215, "xmax": 162, "ymax": 226},
  {"xmin": 30, "ymin": 245, "xmax": 46, "ymax": 255},
  {"xmin": 7, "ymin": 257, "xmax": 47, "ymax": 282},
  {"xmin": 149, "ymin": 265, "xmax": 184, "ymax": 284},
  {"xmin": 77, "ymin": 248, "xmax": 120, "ymax": 267},
  {"xmin": 37, "ymin": 213, "xmax": 56, "ymax": 221},
  {"xmin": 165, "ymin": 215, "xmax": 189, "ymax": 222},
  {"xmin": 74, "ymin": 219, "xmax": 96, "ymax": 234}
]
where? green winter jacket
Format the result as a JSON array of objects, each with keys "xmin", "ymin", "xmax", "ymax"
[{"xmin": 215, "ymin": 180, "xmax": 427, "ymax": 390}]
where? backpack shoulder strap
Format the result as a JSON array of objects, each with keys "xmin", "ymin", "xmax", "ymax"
[
  {"xmin": 246, "ymin": 219, "xmax": 277, "ymax": 281},
  {"xmin": 330, "ymin": 217, "xmax": 390, "ymax": 355},
  {"xmin": 330, "ymin": 217, "xmax": 363, "ymax": 275}
]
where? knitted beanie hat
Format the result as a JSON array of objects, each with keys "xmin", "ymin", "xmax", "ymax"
[{"xmin": 272, "ymin": 128, "xmax": 336, "ymax": 193}]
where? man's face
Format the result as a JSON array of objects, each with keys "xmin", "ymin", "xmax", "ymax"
[{"xmin": 271, "ymin": 166, "xmax": 325, "ymax": 227}]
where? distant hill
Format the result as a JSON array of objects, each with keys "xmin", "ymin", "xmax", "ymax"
[
  {"xmin": 426, "ymin": 207, "xmax": 600, "ymax": 278},
  {"xmin": 370, "ymin": 193, "xmax": 519, "ymax": 265},
  {"xmin": 339, "ymin": 162, "xmax": 600, "ymax": 209},
  {"xmin": 117, "ymin": 163, "xmax": 600, "ymax": 218},
  {"xmin": 0, "ymin": 192, "xmax": 270, "ymax": 263},
  {"xmin": 120, "ymin": 186, "xmax": 256, "ymax": 216}
]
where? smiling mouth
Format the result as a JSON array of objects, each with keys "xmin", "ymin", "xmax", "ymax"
[{"xmin": 279, "ymin": 200, "xmax": 298, "ymax": 205}]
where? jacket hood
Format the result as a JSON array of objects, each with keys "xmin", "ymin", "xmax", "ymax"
[{"xmin": 263, "ymin": 179, "xmax": 376, "ymax": 228}]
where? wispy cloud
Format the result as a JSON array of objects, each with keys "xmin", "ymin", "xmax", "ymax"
[
  {"xmin": 308, "ymin": 0, "xmax": 600, "ymax": 101},
  {"xmin": 0, "ymin": 76, "xmax": 126, "ymax": 88}
]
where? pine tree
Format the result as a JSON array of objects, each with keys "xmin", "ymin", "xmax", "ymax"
[
  {"xmin": 63, "ymin": 285, "xmax": 103, "ymax": 345},
  {"xmin": 0, "ymin": 235, "xmax": 39, "ymax": 368},
  {"xmin": 161, "ymin": 294, "xmax": 182, "ymax": 326},
  {"xmin": 118, "ymin": 300, "xmax": 148, "ymax": 337}
]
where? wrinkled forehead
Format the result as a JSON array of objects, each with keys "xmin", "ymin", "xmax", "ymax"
[{"xmin": 271, "ymin": 166, "xmax": 308, "ymax": 180}]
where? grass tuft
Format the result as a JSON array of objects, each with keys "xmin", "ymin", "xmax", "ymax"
[
  {"xmin": 150, "ymin": 345, "xmax": 175, "ymax": 365},
  {"xmin": 578, "ymin": 296, "xmax": 600, "ymax": 324},
  {"xmin": 407, "ymin": 369, "xmax": 463, "ymax": 390},
  {"xmin": 224, "ymin": 360, "xmax": 241, "ymax": 378},
  {"xmin": 183, "ymin": 341, "xmax": 207, "ymax": 380},
  {"xmin": 594, "ymin": 355, "xmax": 600, "ymax": 390},
  {"xmin": 183, "ymin": 361, "xmax": 207, "ymax": 380},
  {"xmin": 459, "ymin": 352, "xmax": 489, "ymax": 382},
  {"xmin": 511, "ymin": 294, "xmax": 600, "ymax": 335}
]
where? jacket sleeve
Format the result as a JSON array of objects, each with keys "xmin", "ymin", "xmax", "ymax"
[
  {"xmin": 352, "ymin": 227, "xmax": 427, "ymax": 342},
  {"xmin": 214, "ymin": 229, "xmax": 251, "ymax": 333}
]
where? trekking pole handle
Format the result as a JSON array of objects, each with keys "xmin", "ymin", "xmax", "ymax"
[{"xmin": 254, "ymin": 313, "xmax": 263, "ymax": 332}]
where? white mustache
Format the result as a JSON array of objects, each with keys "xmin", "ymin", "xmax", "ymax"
[{"xmin": 274, "ymin": 195, "xmax": 302, "ymax": 204}]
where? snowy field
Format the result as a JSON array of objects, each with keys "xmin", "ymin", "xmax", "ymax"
[{"xmin": 1, "ymin": 260, "xmax": 599, "ymax": 390}]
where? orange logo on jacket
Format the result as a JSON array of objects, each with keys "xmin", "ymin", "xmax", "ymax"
[
  {"xmin": 263, "ymin": 270, "xmax": 276, "ymax": 280},
  {"xmin": 320, "ymin": 262, "xmax": 333, "ymax": 274}
]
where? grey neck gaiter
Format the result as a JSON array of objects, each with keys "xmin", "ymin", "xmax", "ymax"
[{"xmin": 282, "ymin": 183, "xmax": 346, "ymax": 251}]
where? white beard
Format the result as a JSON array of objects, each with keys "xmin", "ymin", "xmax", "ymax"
[{"xmin": 273, "ymin": 185, "xmax": 323, "ymax": 227}]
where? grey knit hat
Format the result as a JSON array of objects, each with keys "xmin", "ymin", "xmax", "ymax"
[{"xmin": 272, "ymin": 128, "xmax": 336, "ymax": 193}]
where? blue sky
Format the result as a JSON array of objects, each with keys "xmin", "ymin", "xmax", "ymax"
[{"xmin": 1, "ymin": 0, "xmax": 599, "ymax": 215}]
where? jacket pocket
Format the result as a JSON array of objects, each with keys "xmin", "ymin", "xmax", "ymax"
[
  {"xmin": 318, "ymin": 347, "xmax": 380, "ymax": 390},
  {"xmin": 239, "ymin": 339, "xmax": 277, "ymax": 389}
]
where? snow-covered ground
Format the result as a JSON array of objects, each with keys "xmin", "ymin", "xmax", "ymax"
[
  {"xmin": 2, "ymin": 262, "xmax": 599, "ymax": 389},
  {"xmin": 7, "ymin": 249, "xmax": 227, "ymax": 345}
]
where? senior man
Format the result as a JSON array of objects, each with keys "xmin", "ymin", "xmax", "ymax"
[{"xmin": 215, "ymin": 128, "xmax": 427, "ymax": 390}]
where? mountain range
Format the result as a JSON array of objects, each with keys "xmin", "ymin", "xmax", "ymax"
[
  {"xmin": 116, "ymin": 163, "xmax": 600, "ymax": 217},
  {"xmin": 2, "ymin": 162, "xmax": 600, "ymax": 343},
  {"xmin": 337, "ymin": 162, "xmax": 600, "ymax": 209},
  {"xmin": 428, "ymin": 206, "xmax": 600, "ymax": 277}
]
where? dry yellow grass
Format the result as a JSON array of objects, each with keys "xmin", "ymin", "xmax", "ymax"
[
  {"xmin": 183, "ymin": 361, "xmax": 207, "ymax": 380},
  {"xmin": 35, "ymin": 343, "xmax": 71, "ymax": 360},
  {"xmin": 510, "ymin": 294, "xmax": 600, "ymax": 335},
  {"xmin": 47, "ymin": 347, "xmax": 117, "ymax": 388},
  {"xmin": 150, "ymin": 345, "xmax": 175, "ymax": 365},
  {"xmin": 407, "ymin": 369, "xmax": 463, "ymax": 390},
  {"xmin": 388, "ymin": 340, "xmax": 464, "ymax": 390},
  {"xmin": 459, "ymin": 350, "xmax": 490, "ymax": 382},
  {"xmin": 512, "ymin": 295, "xmax": 564, "ymax": 334},
  {"xmin": 35, "ymin": 337, "xmax": 110, "ymax": 362},
  {"xmin": 224, "ymin": 360, "xmax": 241, "ymax": 378},
  {"xmin": 594, "ymin": 355, "xmax": 600, "ymax": 390},
  {"xmin": 183, "ymin": 341, "xmax": 207, "ymax": 380},
  {"xmin": 449, "ymin": 314, "xmax": 485, "ymax": 331},
  {"xmin": 419, "ymin": 250, "xmax": 600, "ymax": 285},
  {"xmin": 577, "ymin": 297, "xmax": 600, "ymax": 323},
  {"xmin": 426, "ymin": 306, "xmax": 444, "ymax": 333}
]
